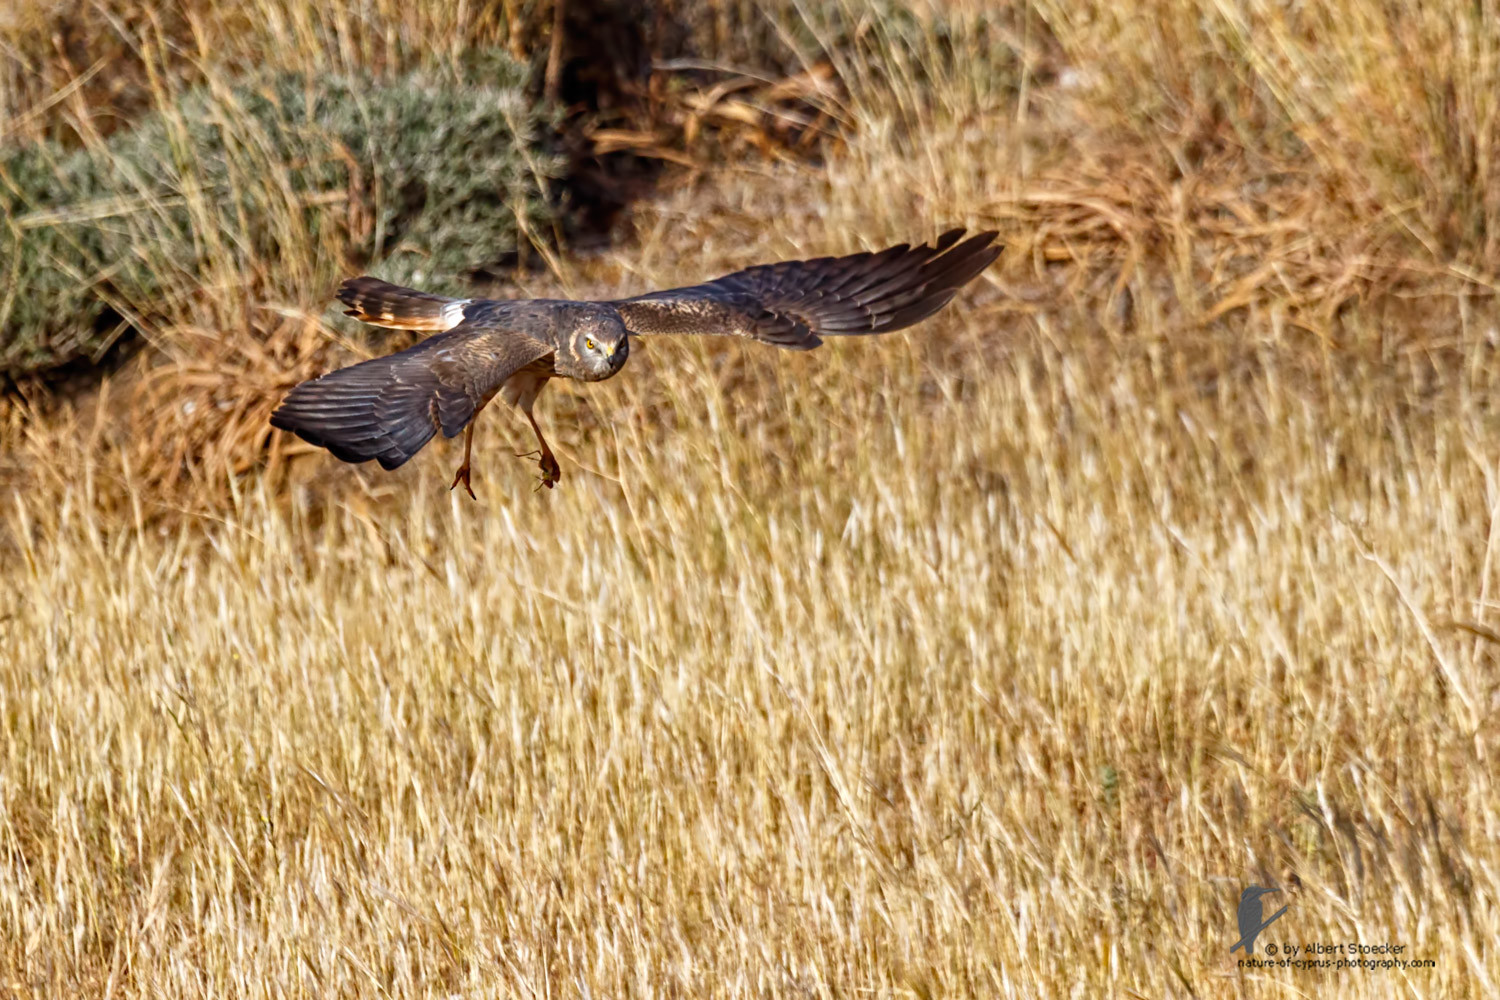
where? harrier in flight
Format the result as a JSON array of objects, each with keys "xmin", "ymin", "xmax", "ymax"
[{"xmin": 271, "ymin": 229, "xmax": 1000, "ymax": 496}]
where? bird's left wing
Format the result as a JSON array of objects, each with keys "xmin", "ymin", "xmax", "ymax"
[{"xmin": 606, "ymin": 229, "xmax": 1000, "ymax": 350}]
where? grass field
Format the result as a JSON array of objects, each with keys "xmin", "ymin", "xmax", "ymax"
[{"xmin": 4, "ymin": 1, "xmax": 1500, "ymax": 996}]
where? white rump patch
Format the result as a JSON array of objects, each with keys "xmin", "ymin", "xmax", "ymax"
[{"xmin": 442, "ymin": 300, "xmax": 471, "ymax": 330}]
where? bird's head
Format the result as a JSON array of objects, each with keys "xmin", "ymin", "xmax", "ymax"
[
  {"xmin": 1242, "ymin": 886, "xmax": 1279, "ymax": 901},
  {"xmin": 558, "ymin": 303, "xmax": 629, "ymax": 381}
]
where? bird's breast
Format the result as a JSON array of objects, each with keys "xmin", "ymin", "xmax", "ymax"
[{"xmin": 498, "ymin": 360, "xmax": 555, "ymax": 410}]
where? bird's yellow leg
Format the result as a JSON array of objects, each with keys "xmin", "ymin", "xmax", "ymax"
[
  {"xmin": 449, "ymin": 421, "xmax": 478, "ymax": 500},
  {"xmin": 516, "ymin": 409, "xmax": 561, "ymax": 490}
]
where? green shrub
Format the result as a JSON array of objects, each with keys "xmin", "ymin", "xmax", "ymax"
[
  {"xmin": 0, "ymin": 143, "xmax": 122, "ymax": 376},
  {"xmin": 0, "ymin": 54, "xmax": 557, "ymax": 379}
]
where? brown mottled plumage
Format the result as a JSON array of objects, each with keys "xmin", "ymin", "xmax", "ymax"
[{"xmin": 270, "ymin": 229, "xmax": 1001, "ymax": 496}]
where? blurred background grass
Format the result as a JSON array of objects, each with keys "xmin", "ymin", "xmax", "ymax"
[{"xmin": 2, "ymin": 0, "xmax": 1499, "ymax": 996}]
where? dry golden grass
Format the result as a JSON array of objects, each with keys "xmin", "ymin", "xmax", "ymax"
[
  {"xmin": 7, "ymin": 157, "xmax": 1500, "ymax": 998},
  {"xmin": 5, "ymin": 0, "xmax": 1500, "ymax": 996}
]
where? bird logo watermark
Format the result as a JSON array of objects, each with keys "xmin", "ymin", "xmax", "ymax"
[{"xmin": 1229, "ymin": 885, "xmax": 1288, "ymax": 955}]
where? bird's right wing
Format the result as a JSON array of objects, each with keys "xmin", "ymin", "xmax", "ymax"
[
  {"xmin": 607, "ymin": 229, "xmax": 1000, "ymax": 350},
  {"xmin": 271, "ymin": 317, "xmax": 552, "ymax": 470}
]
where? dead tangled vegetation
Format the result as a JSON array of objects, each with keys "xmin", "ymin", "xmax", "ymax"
[
  {"xmin": 3, "ymin": 0, "xmax": 1500, "ymax": 997},
  {"xmin": 4, "ymin": 0, "xmax": 1499, "ymax": 507}
]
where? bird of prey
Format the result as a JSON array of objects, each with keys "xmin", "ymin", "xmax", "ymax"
[
  {"xmin": 270, "ymin": 229, "xmax": 1001, "ymax": 497},
  {"xmin": 1229, "ymin": 886, "xmax": 1287, "ymax": 954}
]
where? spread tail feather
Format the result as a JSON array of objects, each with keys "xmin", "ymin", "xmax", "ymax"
[{"xmin": 337, "ymin": 277, "xmax": 469, "ymax": 332}]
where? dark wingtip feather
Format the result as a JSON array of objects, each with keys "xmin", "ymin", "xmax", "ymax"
[
  {"xmin": 840, "ymin": 228, "xmax": 1000, "ymax": 336},
  {"xmin": 269, "ymin": 360, "xmax": 448, "ymax": 470},
  {"xmin": 932, "ymin": 227, "xmax": 968, "ymax": 252}
]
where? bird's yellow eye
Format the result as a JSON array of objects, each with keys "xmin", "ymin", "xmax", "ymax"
[{"xmin": 586, "ymin": 338, "xmax": 595, "ymax": 350}]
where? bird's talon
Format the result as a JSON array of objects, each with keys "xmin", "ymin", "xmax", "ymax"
[
  {"xmin": 539, "ymin": 453, "xmax": 561, "ymax": 488},
  {"xmin": 449, "ymin": 466, "xmax": 477, "ymax": 500},
  {"xmin": 516, "ymin": 448, "xmax": 560, "ymax": 489}
]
